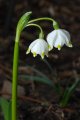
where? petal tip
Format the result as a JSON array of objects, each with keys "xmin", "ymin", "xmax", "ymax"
[
  {"xmin": 41, "ymin": 52, "xmax": 45, "ymax": 59},
  {"xmin": 33, "ymin": 52, "xmax": 37, "ymax": 57},
  {"xmin": 68, "ymin": 44, "xmax": 73, "ymax": 48},
  {"xmin": 26, "ymin": 48, "xmax": 30, "ymax": 54},
  {"xmin": 57, "ymin": 45, "xmax": 61, "ymax": 50},
  {"xmin": 46, "ymin": 54, "xmax": 48, "ymax": 57},
  {"xmin": 48, "ymin": 45, "xmax": 53, "ymax": 51}
]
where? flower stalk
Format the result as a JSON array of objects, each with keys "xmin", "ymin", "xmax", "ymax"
[
  {"xmin": 12, "ymin": 38, "xmax": 19, "ymax": 120},
  {"xmin": 12, "ymin": 12, "xmax": 32, "ymax": 120},
  {"xmin": 12, "ymin": 11, "xmax": 72, "ymax": 120},
  {"xmin": 28, "ymin": 17, "xmax": 59, "ymax": 30},
  {"xmin": 26, "ymin": 23, "xmax": 44, "ymax": 39}
]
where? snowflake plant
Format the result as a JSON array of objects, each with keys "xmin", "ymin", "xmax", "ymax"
[{"xmin": 12, "ymin": 11, "xmax": 72, "ymax": 120}]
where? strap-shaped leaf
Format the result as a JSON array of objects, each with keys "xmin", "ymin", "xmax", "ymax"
[
  {"xmin": 19, "ymin": 75, "xmax": 54, "ymax": 87},
  {"xmin": 20, "ymin": 75, "xmax": 61, "ymax": 94},
  {"xmin": 60, "ymin": 78, "xmax": 80, "ymax": 107},
  {"xmin": 0, "ymin": 97, "xmax": 11, "ymax": 120}
]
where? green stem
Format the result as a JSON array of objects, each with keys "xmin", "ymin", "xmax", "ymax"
[
  {"xmin": 12, "ymin": 15, "xmax": 59, "ymax": 120},
  {"xmin": 27, "ymin": 23, "xmax": 44, "ymax": 38},
  {"xmin": 12, "ymin": 33, "xmax": 20, "ymax": 120},
  {"xmin": 28, "ymin": 17, "xmax": 59, "ymax": 30},
  {"xmin": 12, "ymin": 23, "xmax": 44, "ymax": 120},
  {"xmin": 59, "ymin": 78, "xmax": 80, "ymax": 107}
]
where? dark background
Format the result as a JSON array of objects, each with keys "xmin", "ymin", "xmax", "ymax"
[
  {"xmin": 0, "ymin": 0, "xmax": 80, "ymax": 120},
  {"xmin": 0, "ymin": 0, "xmax": 80, "ymax": 73}
]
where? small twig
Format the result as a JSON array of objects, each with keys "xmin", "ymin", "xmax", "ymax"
[
  {"xmin": 43, "ymin": 104, "xmax": 52, "ymax": 117},
  {"xmin": 51, "ymin": 110, "xmax": 64, "ymax": 120}
]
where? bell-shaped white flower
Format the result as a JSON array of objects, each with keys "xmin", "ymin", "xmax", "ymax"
[
  {"xmin": 47, "ymin": 29, "xmax": 72, "ymax": 51},
  {"xmin": 26, "ymin": 39, "xmax": 48, "ymax": 59}
]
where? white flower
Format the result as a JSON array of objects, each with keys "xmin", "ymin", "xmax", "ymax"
[
  {"xmin": 26, "ymin": 39, "xmax": 48, "ymax": 59},
  {"xmin": 47, "ymin": 29, "xmax": 73, "ymax": 51}
]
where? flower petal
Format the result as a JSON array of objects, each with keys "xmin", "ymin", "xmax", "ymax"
[
  {"xmin": 29, "ymin": 39, "xmax": 38, "ymax": 49},
  {"xmin": 26, "ymin": 39, "xmax": 49, "ymax": 58},
  {"xmin": 46, "ymin": 29, "xmax": 72, "ymax": 50},
  {"xmin": 47, "ymin": 30, "xmax": 57, "ymax": 50}
]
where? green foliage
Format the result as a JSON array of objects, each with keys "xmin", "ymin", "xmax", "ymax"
[
  {"xmin": 19, "ymin": 75, "xmax": 54, "ymax": 87},
  {"xmin": 0, "ymin": 98, "xmax": 11, "ymax": 120},
  {"xmin": 19, "ymin": 64, "xmax": 61, "ymax": 94},
  {"xmin": 43, "ymin": 59, "xmax": 80, "ymax": 107},
  {"xmin": 19, "ymin": 74, "xmax": 62, "ymax": 95},
  {"xmin": 60, "ymin": 78, "xmax": 80, "ymax": 107},
  {"xmin": 12, "ymin": 11, "xmax": 32, "ymax": 120}
]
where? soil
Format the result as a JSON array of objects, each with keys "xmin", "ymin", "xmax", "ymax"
[{"xmin": 0, "ymin": 0, "xmax": 80, "ymax": 120}]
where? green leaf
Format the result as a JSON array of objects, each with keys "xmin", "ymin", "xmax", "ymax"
[
  {"xmin": 17, "ymin": 11, "xmax": 32, "ymax": 32},
  {"xmin": 19, "ymin": 75, "xmax": 54, "ymax": 87},
  {"xmin": 60, "ymin": 78, "xmax": 80, "ymax": 107},
  {"xmin": 21, "ymin": 74, "xmax": 61, "ymax": 94},
  {"xmin": 0, "ymin": 98, "xmax": 11, "ymax": 120}
]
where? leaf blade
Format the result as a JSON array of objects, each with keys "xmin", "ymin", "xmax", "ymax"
[{"xmin": 0, "ymin": 98, "xmax": 11, "ymax": 120}]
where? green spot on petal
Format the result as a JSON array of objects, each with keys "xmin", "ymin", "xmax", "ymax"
[
  {"xmin": 26, "ymin": 48, "xmax": 30, "ymax": 54},
  {"xmin": 57, "ymin": 45, "xmax": 61, "ymax": 50},
  {"xmin": 48, "ymin": 45, "xmax": 52, "ymax": 51},
  {"xmin": 41, "ymin": 52, "xmax": 44, "ymax": 59},
  {"xmin": 33, "ymin": 52, "xmax": 37, "ymax": 57},
  {"xmin": 68, "ymin": 42, "xmax": 73, "ymax": 47}
]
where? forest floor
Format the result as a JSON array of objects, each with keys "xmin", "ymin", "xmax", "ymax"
[{"xmin": 0, "ymin": 0, "xmax": 80, "ymax": 119}]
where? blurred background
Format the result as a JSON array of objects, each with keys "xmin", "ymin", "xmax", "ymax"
[
  {"xmin": 0, "ymin": 0, "xmax": 80, "ymax": 78},
  {"xmin": 0, "ymin": 0, "xmax": 80, "ymax": 119}
]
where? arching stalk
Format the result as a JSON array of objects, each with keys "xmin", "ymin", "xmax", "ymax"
[{"xmin": 12, "ymin": 11, "xmax": 59, "ymax": 120}]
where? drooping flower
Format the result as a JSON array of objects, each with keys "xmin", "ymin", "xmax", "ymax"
[
  {"xmin": 47, "ymin": 29, "xmax": 73, "ymax": 51},
  {"xmin": 26, "ymin": 39, "xmax": 48, "ymax": 59}
]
